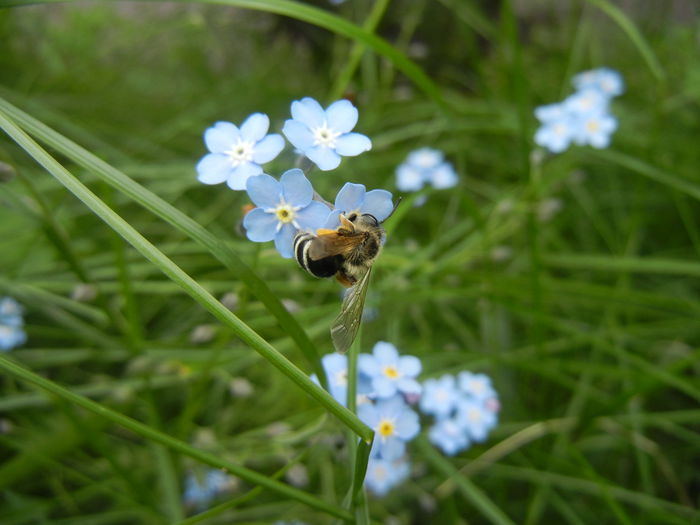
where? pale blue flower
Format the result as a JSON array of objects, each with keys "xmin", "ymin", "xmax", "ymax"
[
  {"xmin": 282, "ymin": 97, "xmax": 371, "ymax": 171},
  {"xmin": 419, "ymin": 374, "xmax": 460, "ymax": 419},
  {"xmin": 183, "ymin": 469, "xmax": 234, "ymax": 509},
  {"xmin": 457, "ymin": 371, "xmax": 497, "ymax": 401},
  {"xmin": 573, "ymin": 111, "xmax": 618, "ymax": 149},
  {"xmin": 429, "ymin": 416, "xmax": 471, "ymax": 456},
  {"xmin": 243, "ymin": 169, "xmax": 331, "ymax": 258},
  {"xmin": 324, "ymin": 182, "xmax": 394, "ymax": 229},
  {"xmin": 310, "ymin": 353, "xmax": 374, "ymax": 407},
  {"xmin": 196, "ymin": 114, "xmax": 285, "ymax": 190},
  {"xmin": 364, "ymin": 456, "xmax": 411, "ymax": 496},
  {"xmin": 358, "ymin": 341, "xmax": 422, "ymax": 399},
  {"xmin": 572, "ymin": 67, "xmax": 624, "ymax": 98},
  {"xmin": 395, "ymin": 148, "xmax": 458, "ymax": 192},
  {"xmin": 0, "ymin": 297, "xmax": 26, "ymax": 351},
  {"xmin": 563, "ymin": 88, "xmax": 610, "ymax": 117},
  {"xmin": 457, "ymin": 398, "xmax": 498, "ymax": 443},
  {"xmin": 358, "ymin": 396, "xmax": 420, "ymax": 460}
]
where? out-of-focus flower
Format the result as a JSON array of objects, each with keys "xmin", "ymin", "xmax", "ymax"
[
  {"xmin": 183, "ymin": 469, "xmax": 236, "ymax": 509},
  {"xmin": 243, "ymin": 169, "xmax": 331, "ymax": 258},
  {"xmin": 282, "ymin": 97, "xmax": 371, "ymax": 171},
  {"xmin": 364, "ymin": 456, "xmax": 411, "ymax": 496},
  {"xmin": 359, "ymin": 341, "xmax": 422, "ymax": 399},
  {"xmin": 0, "ymin": 297, "xmax": 26, "ymax": 351},
  {"xmin": 419, "ymin": 374, "xmax": 460, "ymax": 419},
  {"xmin": 572, "ymin": 67, "xmax": 625, "ymax": 98},
  {"xmin": 573, "ymin": 111, "xmax": 618, "ymax": 149},
  {"xmin": 429, "ymin": 416, "xmax": 470, "ymax": 456},
  {"xmin": 359, "ymin": 396, "xmax": 420, "ymax": 460},
  {"xmin": 457, "ymin": 371, "xmax": 497, "ymax": 401},
  {"xmin": 196, "ymin": 114, "xmax": 285, "ymax": 190},
  {"xmin": 324, "ymin": 182, "xmax": 394, "ymax": 229},
  {"xmin": 457, "ymin": 398, "xmax": 498, "ymax": 443},
  {"xmin": 395, "ymin": 148, "xmax": 458, "ymax": 192}
]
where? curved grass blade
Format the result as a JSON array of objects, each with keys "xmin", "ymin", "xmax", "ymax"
[
  {"xmin": 0, "ymin": 108, "xmax": 372, "ymax": 443},
  {"xmin": 0, "ymin": 95, "xmax": 327, "ymax": 389},
  {"xmin": 0, "ymin": 354, "xmax": 353, "ymax": 521}
]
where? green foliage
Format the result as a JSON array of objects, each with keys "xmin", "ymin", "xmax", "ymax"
[{"xmin": 1, "ymin": 1, "xmax": 699, "ymax": 523}]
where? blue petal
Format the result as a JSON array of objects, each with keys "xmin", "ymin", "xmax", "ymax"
[
  {"xmin": 275, "ymin": 223, "xmax": 297, "ymax": 258},
  {"xmin": 291, "ymin": 97, "xmax": 326, "ymax": 128},
  {"xmin": 246, "ymin": 174, "xmax": 281, "ymax": 209},
  {"xmin": 358, "ymin": 403, "xmax": 379, "ymax": 428},
  {"xmin": 204, "ymin": 121, "xmax": 240, "ymax": 153},
  {"xmin": 280, "ymin": 168, "xmax": 313, "ymax": 207},
  {"xmin": 240, "ymin": 113, "xmax": 270, "ymax": 142},
  {"xmin": 430, "ymin": 163, "xmax": 458, "ymax": 189},
  {"xmin": 361, "ymin": 189, "xmax": 394, "ymax": 222},
  {"xmin": 196, "ymin": 153, "xmax": 232, "ymax": 185},
  {"xmin": 243, "ymin": 208, "xmax": 278, "ymax": 242},
  {"xmin": 397, "ymin": 377, "xmax": 422, "ymax": 396},
  {"xmin": 252, "ymin": 134, "xmax": 285, "ymax": 164},
  {"xmin": 398, "ymin": 355, "xmax": 421, "ymax": 377},
  {"xmin": 334, "ymin": 133, "xmax": 372, "ymax": 156},
  {"xmin": 396, "ymin": 164, "xmax": 425, "ymax": 192},
  {"xmin": 380, "ymin": 437, "xmax": 406, "ymax": 461},
  {"xmin": 373, "ymin": 341, "xmax": 398, "ymax": 364},
  {"xmin": 296, "ymin": 201, "xmax": 332, "ymax": 232},
  {"xmin": 395, "ymin": 409, "xmax": 420, "ymax": 440},
  {"xmin": 358, "ymin": 354, "xmax": 378, "ymax": 376},
  {"xmin": 323, "ymin": 209, "xmax": 342, "ymax": 229},
  {"xmin": 305, "ymin": 145, "xmax": 341, "ymax": 171},
  {"xmin": 334, "ymin": 182, "xmax": 366, "ymax": 212},
  {"xmin": 325, "ymin": 99, "xmax": 358, "ymax": 133},
  {"xmin": 373, "ymin": 376, "xmax": 397, "ymax": 398},
  {"xmin": 226, "ymin": 162, "xmax": 262, "ymax": 191},
  {"xmin": 282, "ymin": 119, "xmax": 315, "ymax": 151}
]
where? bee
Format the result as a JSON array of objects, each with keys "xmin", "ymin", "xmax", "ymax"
[{"xmin": 294, "ymin": 202, "xmax": 399, "ymax": 353}]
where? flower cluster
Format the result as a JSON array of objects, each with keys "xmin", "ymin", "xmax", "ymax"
[
  {"xmin": 395, "ymin": 148, "xmax": 458, "ymax": 193},
  {"xmin": 0, "ymin": 297, "xmax": 26, "ymax": 351},
  {"xmin": 183, "ymin": 469, "xmax": 235, "ymax": 510},
  {"xmin": 196, "ymin": 97, "xmax": 387, "ymax": 259},
  {"xmin": 534, "ymin": 67, "xmax": 624, "ymax": 153},
  {"xmin": 313, "ymin": 342, "xmax": 500, "ymax": 496},
  {"xmin": 421, "ymin": 372, "xmax": 500, "ymax": 456}
]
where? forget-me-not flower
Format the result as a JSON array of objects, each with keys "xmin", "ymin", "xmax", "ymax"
[
  {"xmin": 419, "ymin": 374, "xmax": 460, "ymax": 419},
  {"xmin": 429, "ymin": 416, "xmax": 471, "ymax": 456},
  {"xmin": 395, "ymin": 148, "xmax": 458, "ymax": 192},
  {"xmin": 572, "ymin": 67, "xmax": 625, "ymax": 98},
  {"xmin": 458, "ymin": 371, "xmax": 497, "ymax": 401},
  {"xmin": 243, "ymin": 169, "xmax": 331, "ymax": 258},
  {"xmin": 310, "ymin": 353, "xmax": 373, "ymax": 407},
  {"xmin": 358, "ymin": 396, "xmax": 420, "ymax": 460},
  {"xmin": 197, "ymin": 114, "xmax": 285, "ymax": 190},
  {"xmin": 0, "ymin": 297, "xmax": 26, "ymax": 351},
  {"xmin": 324, "ymin": 182, "xmax": 394, "ymax": 230},
  {"xmin": 364, "ymin": 456, "xmax": 411, "ymax": 496},
  {"xmin": 282, "ymin": 97, "xmax": 372, "ymax": 171},
  {"xmin": 183, "ymin": 469, "xmax": 235, "ymax": 509},
  {"xmin": 359, "ymin": 341, "xmax": 422, "ymax": 399},
  {"xmin": 457, "ymin": 398, "xmax": 498, "ymax": 443}
]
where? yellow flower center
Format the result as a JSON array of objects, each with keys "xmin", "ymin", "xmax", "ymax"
[
  {"xmin": 378, "ymin": 419, "xmax": 395, "ymax": 438},
  {"xmin": 275, "ymin": 204, "xmax": 296, "ymax": 224},
  {"xmin": 383, "ymin": 365, "xmax": 399, "ymax": 379},
  {"xmin": 585, "ymin": 119, "xmax": 600, "ymax": 133}
]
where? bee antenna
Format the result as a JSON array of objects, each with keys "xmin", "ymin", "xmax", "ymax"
[{"xmin": 382, "ymin": 197, "xmax": 402, "ymax": 223}]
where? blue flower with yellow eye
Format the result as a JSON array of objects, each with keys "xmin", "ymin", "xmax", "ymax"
[
  {"xmin": 324, "ymin": 182, "xmax": 394, "ymax": 230},
  {"xmin": 358, "ymin": 396, "xmax": 420, "ymax": 460},
  {"xmin": 0, "ymin": 297, "xmax": 26, "ymax": 351},
  {"xmin": 358, "ymin": 341, "xmax": 422, "ymax": 399},
  {"xmin": 197, "ymin": 113, "xmax": 285, "ymax": 190},
  {"xmin": 243, "ymin": 169, "xmax": 331, "ymax": 258},
  {"xmin": 282, "ymin": 97, "xmax": 372, "ymax": 171},
  {"xmin": 395, "ymin": 148, "xmax": 458, "ymax": 192},
  {"xmin": 419, "ymin": 374, "xmax": 460, "ymax": 419},
  {"xmin": 429, "ymin": 416, "xmax": 470, "ymax": 456},
  {"xmin": 572, "ymin": 67, "xmax": 625, "ymax": 98},
  {"xmin": 310, "ymin": 353, "xmax": 374, "ymax": 407}
]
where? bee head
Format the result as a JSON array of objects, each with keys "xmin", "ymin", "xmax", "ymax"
[{"xmin": 344, "ymin": 212, "xmax": 379, "ymax": 229}]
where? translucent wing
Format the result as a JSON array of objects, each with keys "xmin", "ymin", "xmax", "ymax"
[
  {"xmin": 331, "ymin": 268, "xmax": 372, "ymax": 353},
  {"xmin": 308, "ymin": 230, "xmax": 365, "ymax": 260}
]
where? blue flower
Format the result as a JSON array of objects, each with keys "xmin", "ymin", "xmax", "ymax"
[
  {"xmin": 572, "ymin": 67, "xmax": 625, "ymax": 98},
  {"xmin": 196, "ymin": 114, "xmax": 285, "ymax": 190},
  {"xmin": 457, "ymin": 398, "xmax": 498, "ymax": 443},
  {"xmin": 419, "ymin": 374, "xmax": 460, "ymax": 419},
  {"xmin": 358, "ymin": 396, "xmax": 420, "ymax": 460},
  {"xmin": 243, "ymin": 169, "xmax": 331, "ymax": 258},
  {"xmin": 457, "ymin": 371, "xmax": 497, "ymax": 401},
  {"xmin": 573, "ymin": 111, "xmax": 618, "ymax": 149},
  {"xmin": 395, "ymin": 148, "xmax": 458, "ymax": 192},
  {"xmin": 358, "ymin": 341, "xmax": 422, "ymax": 399},
  {"xmin": 0, "ymin": 297, "xmax": 26, "ymax": 351},
  {"xmin": 282, "ymin": 97, "xmax": 372, "ymax": 171},
  {"xmin": 183, "ymin": 469, "xmax": 234, "ymax": 509},
  {"xmin": 324, "ymin": 182, "xmax": 394, "ymax": 229},
  {"xmin": 429, "ymin": 416, "xmax": 471, "ymax": 456},
  {"xmin": 534, "ymin": 103, "xmax": 577, "ymax": 153},
  {"xmin": 310, "ymin": 353, "xmax": 374, "ymax": 407},
  {"xmin": 364, "ymin": 456, "xmax": 411, "ymax": 496}
]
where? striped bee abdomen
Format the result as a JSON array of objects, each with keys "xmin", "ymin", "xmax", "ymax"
[{"xmin": 294, "ymin": 232, "xmax": 343, "ymax": 278}]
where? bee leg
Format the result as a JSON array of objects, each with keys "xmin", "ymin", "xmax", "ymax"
[
  {"xmin": 335, "ymin": 271, "xmax": 355, "ymax": 288},
  {"xmin": 339, "ymin": 214, "xmax": 356, "ymax": 232}
]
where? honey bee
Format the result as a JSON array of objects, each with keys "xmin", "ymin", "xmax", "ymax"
[{"xmin": 293, "ymin": 202, "xmax": 399, "ymax": 353}]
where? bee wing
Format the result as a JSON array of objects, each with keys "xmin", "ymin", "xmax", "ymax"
[
  {"xmin": 331, "ymin": 268, "xmax": 371, "ymax": 353},
  {"xmin": 308, "ymin": 230, "xmax": 365, "ymax": 260}
]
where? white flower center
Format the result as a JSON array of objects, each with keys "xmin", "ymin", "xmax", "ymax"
[
  {"xmin": 334, "ymin": 369, "xmax": 348, "ymax": 387},
  {"xmin": 225, "ymin": 140, "xmax": 255, "ymax": 167},
  {"xmin": 312, "ymin": 122, "xmax": 341, "ymax": 149},
  {"xmin": 468, "ymin": 408, "xmax": 482, "ymax": 423},
  {"xmin": 585, "ymin": 119, "xmax": 600, "ymax": 133},
  {"xmin": 553, "ymin": 123, "xmax": 568, "ymax": 136}
]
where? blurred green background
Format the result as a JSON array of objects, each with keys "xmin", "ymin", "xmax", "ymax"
[{"xmin": 0, "ymin": 1, "xmax": 699, "ymax": 523}]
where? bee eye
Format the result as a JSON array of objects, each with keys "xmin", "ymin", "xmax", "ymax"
[
  {"xmin": 363, "ymin": 214, "xmax": 379, "ymax": 226},
  {"xmin": 347, "ymin": 213, "xmax": 358, "ymax": 222}
]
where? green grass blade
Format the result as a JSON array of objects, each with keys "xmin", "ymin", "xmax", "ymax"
[
  {"xmin": 0, "ymin": 354, "xmax": 353, "ymax": 521},
  {"xmin": 0, "ymin": 94, "xmax": 328, "ymax": 390},
  {"xmin": 0, "ymin": 107, "xmax": 372, "ymax": 442}
]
